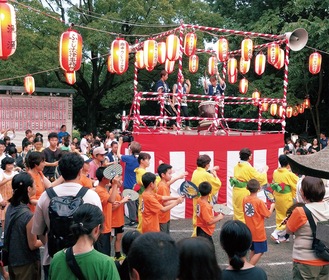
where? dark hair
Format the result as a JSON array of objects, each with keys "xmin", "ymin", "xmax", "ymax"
[
  {"xmin": 33, "ymin": 137, "xmax": 43, "ymax": 144},
  {"xmin": 247, "ymin": 179, "xmax": 260, "ymax": 193},
  {"xmin": 1, "ymin": 156, "xmax": 15, "ymax": 170},
  {"xmin": 301, "ymin": 176, "xmax": 325, "ymax": 202},
  {"xmin": 296, "ymin": 148, "xmax": 305, "ymax": 155},
  {"xmin": 157, "ymin": 163, "xmax": 172, "ymax": 178},
  {"xmin": 196, "ymin": 154, "xmax": 211, "ymax": 168},
  {"xmin": 6, "ymin": 146, "xmax": 17, "ymax": 156},
  {"xmin": 80, "ymin": 131, "xmax": 87, "ymax": 138},
  {"xmin": 160, "ymin": 70, "xmax": 168, "ymax": 78},
  {"xmin": 142, "ymin": 172, "xmax": 156, "ymax": 188},
  {"xmin": 278, "ymin": 154, "xmax": 289, "ymax": 167},
  {"xmin": 3, "ymin": 136, "xmax": 10, "ymax": 142},
  {"xmin": 48, "ymin": 132, "xmax": 58, "ymax": 140},
  {"xmin": 63, "ymin": 136, "xmax": 70, "ymax": 147},
  {"xmin": 60, "ymin": 125, "xmax": 66, "ymax": 130},
  {"xmin": 220, "ymin": 220, "xmax": 252, "ymax": 270},
  {"xmin": 27, "ymin": 151, "xmax": 45, "ymax": 169},
  {"xmin": 9, "ymin": 172, "xmax": 33, "ymax": 206},
  {"xmin": 70, "ymin": 204, "xmax": 104, "ymax": 241},
  {"xmin": 22, "ymin": 141, "xmax": 32, "ymax": 149},
  {"xmin": 95, "ymin": 167, "xmax": 106, "ymax": 182},
  {"xmin": 111, "ymin": 141, "xmax": 118, "ymax": 147},
  {"xmin": 122, "ymin": 230, "xmax": 141, "ymax": 255},
  {"xmin": 177, "ymin": 237, "xmax": 221, "ymax": 280},
  {"xmin": 199, "ymin": 181, "xmax": 212, "ymax": 196},
  {"xmin": 239, "ymin": 148, "xmax": 252, "ymax": 161},
  {"xmin": 128, "ymin": 232, "xmax": 179, "ymax": 280},
  {"xmin": 138, "ymin": 152, "xmax": 151, "ymax": 164},
  {"xmin": 58, "ymin": 152, "xmax": 83, "ymax": 180},
  {"xmin": 0, "ymin": 140, "xmax": 5, "ymax": 146},
  {"xmin": 25, "ymin": 129, "xmax": 32, "ymax": 135}
]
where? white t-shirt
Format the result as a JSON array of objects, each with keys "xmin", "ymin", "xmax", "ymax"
[
  {"xmin": 31, "ymin": 182, "xmax": 102, "ymax": 266},
  {"xmin": 80, "ymin": 138, "xmax": 89, "ymax": 154}
]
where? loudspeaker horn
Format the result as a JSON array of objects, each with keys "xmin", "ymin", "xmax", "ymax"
[{"xmin": 285, "ymin": 28, "xmax": 308, "ymax": 51}]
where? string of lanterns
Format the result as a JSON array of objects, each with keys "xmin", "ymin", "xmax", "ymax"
[{"xmin": 0, "ymin": 0, "xmax": 322, "ymax": 109}]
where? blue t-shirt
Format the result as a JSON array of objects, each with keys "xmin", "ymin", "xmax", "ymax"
[
  {"xmin": 207, "ymin": 83, "xmax": 226, "ymax": 96},
  {"xmin": 57, "ymin": 131, "xmax": 69, "ymax": 143},
  {"xmin": 319, "ymin": 137, "xmax": 328, "ymax": 149},
  {"xmin": 121, "ymin": 155, "xmax": 139, "ymax": 189}
]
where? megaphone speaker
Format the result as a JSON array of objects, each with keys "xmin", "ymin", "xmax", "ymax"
[{"xmin": 285, "ymin": 28, "xmax": 308, "ymax": 51}]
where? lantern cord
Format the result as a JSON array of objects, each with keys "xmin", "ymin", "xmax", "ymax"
[
  {"xmin": 305, "ymin": 45, "xmax": 329, "ymax": 56},
  {"xmin": 10, "ymin": 0, "xmax": 65, "ymax": 23}
]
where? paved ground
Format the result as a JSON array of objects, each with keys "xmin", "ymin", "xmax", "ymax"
[{"xmin": 127, "ymin": 214, "xmax": 294, "ymax": 280}]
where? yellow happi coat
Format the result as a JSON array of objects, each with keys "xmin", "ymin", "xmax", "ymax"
[
  {"xmin": 233, "ymin": 161, "xmax": 268, "ymax": 223},
  {"xmin": 272, "ymin": 167, "xmax": 298, "ymax": 231},
  {"xmin": 191, "ymin": 167, "xmax": 221, "ymax": 237}
]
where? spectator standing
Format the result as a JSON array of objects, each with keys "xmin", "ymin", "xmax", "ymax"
[
  {"xmin": 42, "ymin": 132, "xmax": 61, "ymax": 182},
  {"xmin": 319, "ymin": 132, "xmax": 328, "ymax": 150},
  {"xmin": 57, "ymin": 125, "xmax": 70, "ymax": 144}
]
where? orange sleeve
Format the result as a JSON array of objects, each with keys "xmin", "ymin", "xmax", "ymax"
[
  {"xmin": 95, "ymin": 187, "xmax": 110, "ymax": 204},
  {"xmin": 200, "ymin": 202, "xmax": 213, "ymax": 224},
  {"xmin": 286, "ymin": 207, "xmax": 307, "ymax": 232}
]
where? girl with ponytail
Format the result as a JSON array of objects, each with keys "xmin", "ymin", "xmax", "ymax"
[{"xmin": 220, "ymin": 220, "xmax": 267, "ymax": 279}]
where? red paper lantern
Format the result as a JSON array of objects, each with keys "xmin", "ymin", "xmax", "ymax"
[
  {"xmin": 292, "ymin": 106, "xmax": 299, "ymax": 117},
  {"xmin": 274, "ymin": 49, "xmax": 284, "ymax": 69},
  {"xmin": 165, "ymin": 59, "xmax": 175, "ymax": 74},
  {"xmin": 255, "ymin": 52, "xmax": 266, "ymax": 75},
  {"xmin": 298, "ymin": 104, "xmax": 305, "ymax": 114},
  {"xmin": 111, "ymin": 38, "xmax": 129, "ymax": 75},
  {"xmin": 261, "ymin": 102, "xmax": 268, "ymax": 112},
  {"xmin": 208, "ymin": 56, "xmax": 217, "ymax": 76},
  {"xmin": 239, "ymin": 57, "xmax": 250, "ymax": 74},
  {"xmin": 166, "ymin": 34, "xmax": 179, "ymax": 61},
  {"xmin": 216, "ymin": 38, "xmax": 229, "ymax": 62},
  {"xmin": 184, "ymin": 32, "xmax": 197, "ymax": 56},
  {"xmin": 228, "ymin": 73, "xmax": 237, "ymax": 84},
  {"xmin": 309, "ymin": 52, "xmax": 322, "ymax": 75},
  {"xmin": 303, "ymin": 98, "xmax": 310, "ymax": 109},
  {"xmin": 143, "ymin": 39, "xmax": 158, "ymax": 69},
  {"xmin": 241, "ymin": 38, "xmax": 253, "ymax": 60},
  {"xmin": 0, "ymin": 0, "xmax": 16, "ymax": 59},
  {"xmin": 189, "ymin": 54, "xmax": 199, "ymax": 74},
  {"xmin": 107, "ymin": 55, "xmax": 116, "ymax": 73},
  {"xmin": 24, "ymin": 75, "xmax": 35, "ymax": 95},
  {"xmin": 135, "ymin": 50, "xmax": 144, "ymax": 69},
  {"xmin": 59, "ymin": 28, "xmax": 83, "ymax": 73},
  {"xmin": 277, "ymin": 105, "xmax": 284, "ymax": 117},
  {"xmin": 157, "ymin": 42, "xmax": 166, "ymax": 64},
  {"xmin": 270, "ymin": 103, "xmax": 277, "ymax": 116},
  {"xmin": 239, "ymin": 78, "xmax": 248, "ymax": 94},
  {"xmin": 267, "ymin": 43, "xmax": 280, "ymax": 65},
  {"xmin": 65, "ymin": 71, "xmax": 76, "ymax": 85},
  {"xmin": 227, "ymin": 57, "xmax": 237, "ymax": 76},
  {"xmin": 286, "ymin": 106, "xmax": 293, "ymax": 118}
]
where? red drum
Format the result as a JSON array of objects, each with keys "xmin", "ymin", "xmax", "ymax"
[{"xmin": 198, "ymin": 101, "xmax": 216, "ymax": 118}]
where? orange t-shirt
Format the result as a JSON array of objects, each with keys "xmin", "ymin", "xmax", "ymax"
[
  {"xmin": 157, "ymin": 181, "xmax": 170, "ymax": 224},
  {"xmin": 112, "ymin": 192, "xmax": 125, "ymax": 228},
  {"xmin": 286, "ymin": 207, "xmax": 329, "ymax": 266},
  {"xmin": 80, "ymin": 173, "xmax": 93, "ymax": 189},
  {"xmin": 196, "ymin": 197, "xmax": 215, "ymax": 236},
  {"xmin": 141, "ymin": 191, "xmax": 163, "ymax": 233},
  {"xmin": 29, "ymin": 170, "xmax": 45, "ymax": 212},
  {"xmin": 243, "ymin": 195, "xmax": 270, "ymax": 242},
  {"xmin": 95, "ymin": 185, "xmax": 112, "ymax": 233}
]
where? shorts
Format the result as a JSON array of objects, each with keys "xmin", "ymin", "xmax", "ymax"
[
  {"xmin": 111, "ymin": 226, "xmax": 124, "ymax": 237},
  {"xmin": 250, "ymin": 240, "xmax": 268, "ymax": 254}
]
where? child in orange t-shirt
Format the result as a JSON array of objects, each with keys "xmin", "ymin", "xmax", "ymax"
[
  {"xmin": 94, "ymin": 166, "xmax": 120, "ymax": 256},
  {"xmin": 80, "ymin": 155, "xmax": 94, "ymax": 189},
  {"xmin": 196, "ymin": 181, "xmax": 224, "ymax": 244},
  {"xmin": 243, "ymin": 179, "xmax": 275, "ymax": 265},
  {"xmin": 157, "ymin": 163, "xmax": 187, "ymax": 234},
  {"xmin": 111, "ymin": 188, "xmax": 130, "ymax": 260},
  {"xmin": 141, "ymin": 172, "xmax": 184, "ymax": 233}
]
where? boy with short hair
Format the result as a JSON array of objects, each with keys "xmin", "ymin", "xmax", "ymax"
[
  {"xmin": 141, "ymin": 172, "xmax": 184, "ymax": 233},
  {"xmin": 196, "ymin": 181, "xmax": 224, "ymax": 244},
  {"xmin": 243, "ymin": 179, "xmax": 275, "ymax": 265},
  {"xmin": 157, "ymin": 163, "xmax": 187, "ymax": 234}
]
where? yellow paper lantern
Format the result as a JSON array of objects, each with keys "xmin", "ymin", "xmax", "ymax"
[
  {"xmin": 0, "ymin": 0, "xmax": 16, "ymax": 59},
  {"xmin": 184, "ymin": 32, "xmax": 197, "ymax": 56},
  {"xmin": 274, "ymin": 49, "xmax": 284, "ymax": 69},
  {"xmin": 286, "ymin": 106, "xmax": 293, "ymax": 118},
  {"xmin": 24, "ymin": 75, "xmax": 35, "ymax": 95},
  {"xmin": 143, "ymin": 39, "xmax": 158, "ymax": 69},
  {"xmin": 227, "ymin": 57, "xmax": 237, "ymax": 76},
  {"xmin": 267, "ymin": 43, "xmax": 280, "ymax": 65},
  {"xmin": 157, "ymin": 42, "xmax": 166, "ymax": 64},
  {"xmin": 189, "ymin": 54, "xmax": 199, "ymax": 74},
  {"xmin": 165, "ymin": 59, "xmax": 175, "ymax": 74},
  {"xmin": 111, "ymin": 38, "xmax": 129, "ymax": 75},
  {"xmin": 208, "ymin": 56, "xmax": 218, "ymax": 76},
  {"xmin": 241, "ymin": 38, "xmax": 253, "ymax": 60},
  {"xmin": 254, "ymin": 52, "xmax": 266, "ymax": 75},
  {"xmin": 270, "ymin": 103, "xmax": 277, "ymax": 116},
  {"xmin": 166, "ymin": 34, "xmax": 179, "ymax": 61},
  {"xmin": 239, "ymin": 57, "xmax": 250, "ymax": 74},
  {"xmin": 135, "ymin": 50, "xmax": 144, "ymax": 69},
  {"xmin": 239, "ymin": 78, "xmax": 248, "ymax": 94},
  {"xmin": 216, "ymin": 38, "xmax": 229, "ymax": 62},
  {"xmin": 309, "ymin": 52, "xmax": 322, "ymax": 75}
]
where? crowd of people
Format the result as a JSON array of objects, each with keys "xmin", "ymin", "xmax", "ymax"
[
  {"xmin": 284, "ymin": 133, "xmax": 328, "ymax": 155},
  {"xmin": 0, "ymin": 126, "xmax": 328, "ymax": 280}
]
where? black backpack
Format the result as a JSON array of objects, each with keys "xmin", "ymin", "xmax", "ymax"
[{"xmin": 46, "ymin": 187, "xmax": 88, "ymax": 257}]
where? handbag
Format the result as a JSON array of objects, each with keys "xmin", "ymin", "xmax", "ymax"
[
  {"xmin": 303, "ymin": 206, "xmax": 329, "ymax": 261},
  {"xmin": 1, "ymin": 207, "xmax": 30, "ymax": 267},
  {"xmin": 65, "ymin": 247, "xmax": 87, "ymax": 280}
]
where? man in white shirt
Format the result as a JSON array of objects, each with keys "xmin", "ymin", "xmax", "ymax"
[
  {"xmin": 32, "ymin": 152, "xmax": 102, "ymax": 279},
  {"xmin": 80, "ymin": 132, "xmax": 90, "ymax": 155}
]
